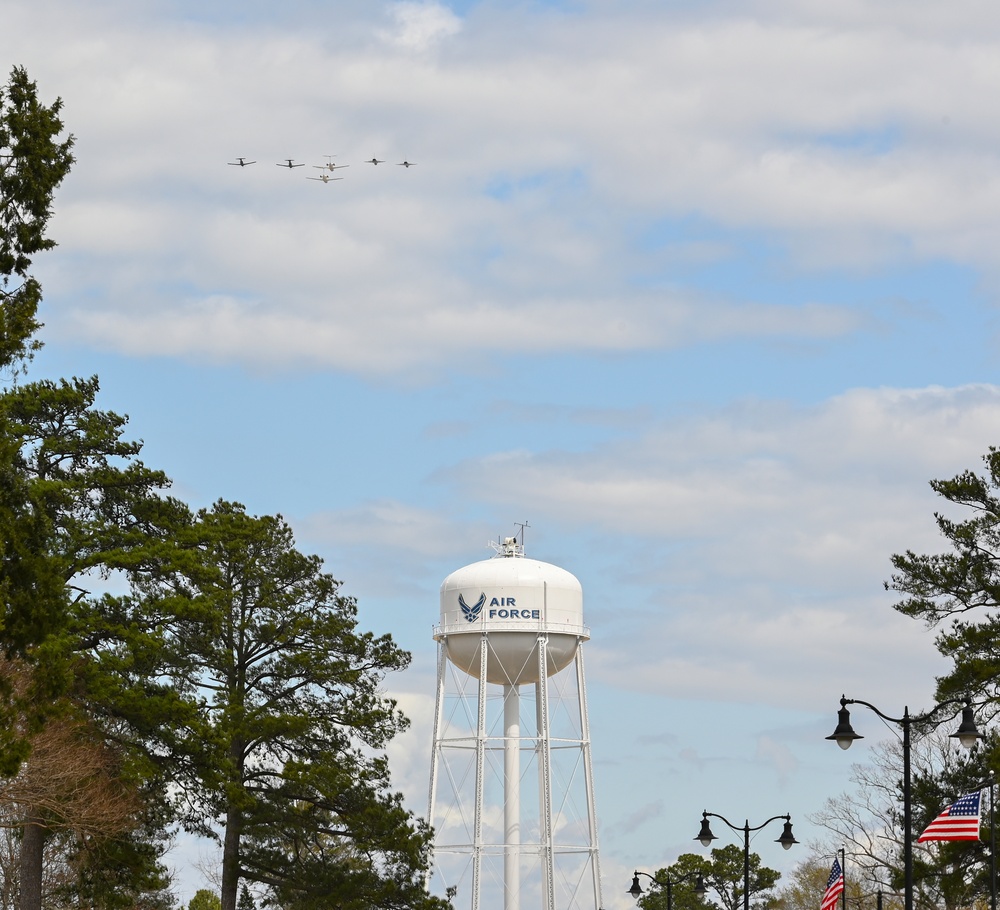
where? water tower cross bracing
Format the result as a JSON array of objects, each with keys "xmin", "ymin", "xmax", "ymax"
[{"xmin": 428, "ymin": 537, "xmax": 602, "ymax": 910}]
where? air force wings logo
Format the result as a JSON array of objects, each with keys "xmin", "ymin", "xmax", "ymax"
[{"xmin": 459, "ymin": 592, "xmax": 486, "ymax": 623}]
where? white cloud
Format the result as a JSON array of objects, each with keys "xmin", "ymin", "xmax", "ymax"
[
  {"xmin": 430, "ymin": 384, "xmax": 1000, "ymax": 708},
  {"xmin": 8, "ymin": 0, "xmax": 1000, "ymax": 370},
  {"xmin": 298, "ymin": 500, "xmax": 479, "ymax": 559},
  {"xmin": 58, "ymin": 290, "xmax": 858, "ymax": 374},
  {"xmin": 380, "ymin": 2, "xmax": 462, "ymax": 52}
]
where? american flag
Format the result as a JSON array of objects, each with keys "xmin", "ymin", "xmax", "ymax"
[
  {"xmin": 917, "ymin": 791, "xmax": 981, "ymax": 842},
  {"xmin": 820, "ymin": 858, "xmax": 844, "ymax": 910}
]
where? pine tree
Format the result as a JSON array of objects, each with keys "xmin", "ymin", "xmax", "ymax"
[{"xmin": 122, "ymin": 501, "xmax": 449, "ymax": 910}]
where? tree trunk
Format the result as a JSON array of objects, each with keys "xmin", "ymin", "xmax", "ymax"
[
  {"xmin": 18, "ymin": 814, "xmax": 45, "ymax": 910},
  {"xmin": 221, "ymin": 805, "xmax": 242, "ymax": 910}
]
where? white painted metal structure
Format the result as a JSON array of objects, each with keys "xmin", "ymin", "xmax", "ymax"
[{"xmin": 428, "ymin": 538, "xmax": 602, "ymax": 910}]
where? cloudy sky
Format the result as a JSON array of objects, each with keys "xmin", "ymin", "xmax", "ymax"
[{"xmin": 5, "ymin": 0, "xmax": 1000, "ymax": 905}]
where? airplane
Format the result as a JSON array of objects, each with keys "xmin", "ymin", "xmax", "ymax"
[
  {"xmin": 364, "ymin": 158, "xmax": 386, "ymax": 165},
  {"xmin": 397, "ymin": 160, "xmax": 416, "ymax": 168},
  {"xmin": 228, "ymin": 157, "xmax": 256, "ymax": 166},
  {"xmin": 308, "ymin": 173, "xmax": 343, "ymax": 184},
  {"xmin": 277, "ymin": 159, "xmax": 305, "ymax": 168},
  {"xmin": 315, "ymin": 156, "xmax": 349, "ymax": 172}
]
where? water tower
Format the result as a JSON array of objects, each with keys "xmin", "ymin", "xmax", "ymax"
[{"xmin": 427, "ymin": 535, "xmax": 602, "ymax": 910}]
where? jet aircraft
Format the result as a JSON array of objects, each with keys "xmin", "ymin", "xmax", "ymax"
[
  {"xmin": 277, "ymin": 159, "xmax": 305, "ymax": 168},
  {"xmin": 228, "ymin": 157, "xmax": 256, "ymax": 166},
  {"xmin": 364, "ymin": 158, "xmax": 386, "ymax": 165},
  {"xmin": 316, "ymin": 156, "xmax": 349, "ymax": 172},
  {"xmin": 397, "ymin": 160, "xmax": 416, "ymax": 168},
  {"xmin": 308, "ymin": 174, "xmax": 343, "ymax": 184}
]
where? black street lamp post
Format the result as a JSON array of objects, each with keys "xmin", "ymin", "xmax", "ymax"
[
  {"xmin": 826, "ymin": 696, "xmax": 983, "ymax": 910},
  {"xmin": 693, "ymin": 811, "xmax": 797, "ymax": 910},
  {"xmin": 627, "ymin": 869, "xmax": 706, "ymax": 910}
]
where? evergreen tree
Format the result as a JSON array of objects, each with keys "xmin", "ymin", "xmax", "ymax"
[
  {"xmin": 638, "ymin": 848, "xmax": 781, "ymax": 910},
  {"xmin": 0, "ymin": 65, "xmax": 74, "ymax": 372},
  {"xmin": 888, "ymin": 446, "xmax": 1000, "ymax": 708},
  {"xmin": 0, "ymin": 64, "xmax": 77, "ymax": 770},
  {"xmin": 123, "ymin": 501, "xmax": 448, "ymax": 910}
]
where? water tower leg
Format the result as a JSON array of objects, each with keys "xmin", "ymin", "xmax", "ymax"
[
  {"xmin": 426, "ymin": 639, "xmax": 447, "ymax": 889},
  {"xmin": 503, "ymin": 684, "xmax": 521, "ymax": 910},
  {"xmin": 536, "ymin": 636, "xmax": 555, "ymax": 910},
  {"xmin": 575, "ymin": 647, "xmax": 603, "ymax": 910},
  {"xmin": 472, "ymin": 634, "xmax": 488, "ymax": 910}
]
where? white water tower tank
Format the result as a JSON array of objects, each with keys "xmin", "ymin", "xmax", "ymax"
[{"xmin": 437, "ymin": 537, "xmax": 586, "ymax": 685}]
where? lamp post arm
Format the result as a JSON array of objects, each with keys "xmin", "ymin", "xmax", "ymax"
[
  {"xmin": 840, "ymin": 695, "xmax": 973, "ymax": 727},
  {"xmin": 748, "ymin": 814, "xmax": 792, "ymax": 834},
  {"xmin": 839, "ymin": 697, "xmax": 906, "ymax": 726},
  {"xmin": 700, "ymin": 810, "xmax": 742, "ymax": 833},
  {"xmin": 634, "ymin": 871, "xmax": 667, "ymax": 888},
  {"xmin": 633, "ymin": 869, "xmax": 704, "ymax": 888},
  {"xmin": 912, "ymin": 696, "xmax": 974, "ymax": 725},
  {"xmin": 700, "ymin": 811, "xmax": 791, "ymax": 835},
  {"xmin": 666, "ymin": 872, "xmax": 703, "ymax": 886}
]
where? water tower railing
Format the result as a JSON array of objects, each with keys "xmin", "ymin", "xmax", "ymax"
[{"xmin": 432, "ymin": 620, "xmax": 590, "ymax": 638}]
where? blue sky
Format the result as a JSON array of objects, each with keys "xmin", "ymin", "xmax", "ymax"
[{"xmin": 6, "ymin": 0, "xmax": 1000, "ymax": 906}]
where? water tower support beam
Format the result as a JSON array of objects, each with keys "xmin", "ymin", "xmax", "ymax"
[
  {"xmin": 426, "ymin": 639, "xmax": 448, "ymax": 889},
  {"xmin": 575, "ymin": 646, "xmax": 603, "ymax": 910},
  {"xmin": 503, "ymin": 685, "xmax": 521, "ymax": 910},
  {"xmin": 472, "ymin": 634, "xmax": 488, "ymax": 910},
  {"xmin": 536, "ymin": 635, "xmax": 555, "ymax": 910}
]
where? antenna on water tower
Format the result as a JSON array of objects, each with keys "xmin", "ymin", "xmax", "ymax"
[{"xmin": 427, "ymin": 528, "xmax": 602, "ymax": 910}]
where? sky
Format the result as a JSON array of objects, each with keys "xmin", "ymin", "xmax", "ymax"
[{"xmin": 4, "ymin": 0, "xmax": 1000, "ymax": 906}]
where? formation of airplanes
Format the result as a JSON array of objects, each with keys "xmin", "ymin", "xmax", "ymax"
[{"xmin": 227, "ymin": 155, "xmax": 415, "ymax": 182}]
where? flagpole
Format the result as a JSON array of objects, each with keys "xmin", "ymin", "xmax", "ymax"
[
  {"xmin": 839, "ymin": 847, "xmax": 846, "ymax": 910},
  {"xmin": 990, "ymin": 772, "xmax": 996, "ymax": 910},
  {"xmin": 971, "ymin": 775, "xmax": 997, "ymax": 910}
]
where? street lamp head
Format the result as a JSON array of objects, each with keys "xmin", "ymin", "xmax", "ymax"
[
  {"xmin": 696, "ymin": 813, "xmax": 716, "ymax": 847},
  {"xmin": 950, "ymin": 702, "xmax": 984, "ymax": 750},
  {"xmin": 826, "ymin": 698, "xmax": 864, "ymax": 750},
  {"xmin": 693, "ymin": 874, "xmax": 707, "ymax": 898},
  {"xmin": 776, "ymin": 817, "xmax": 798, "ymax": 851},
  {"xmin": 628, "ymin": 874, "xmax": 643, "ymax": 898}
]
